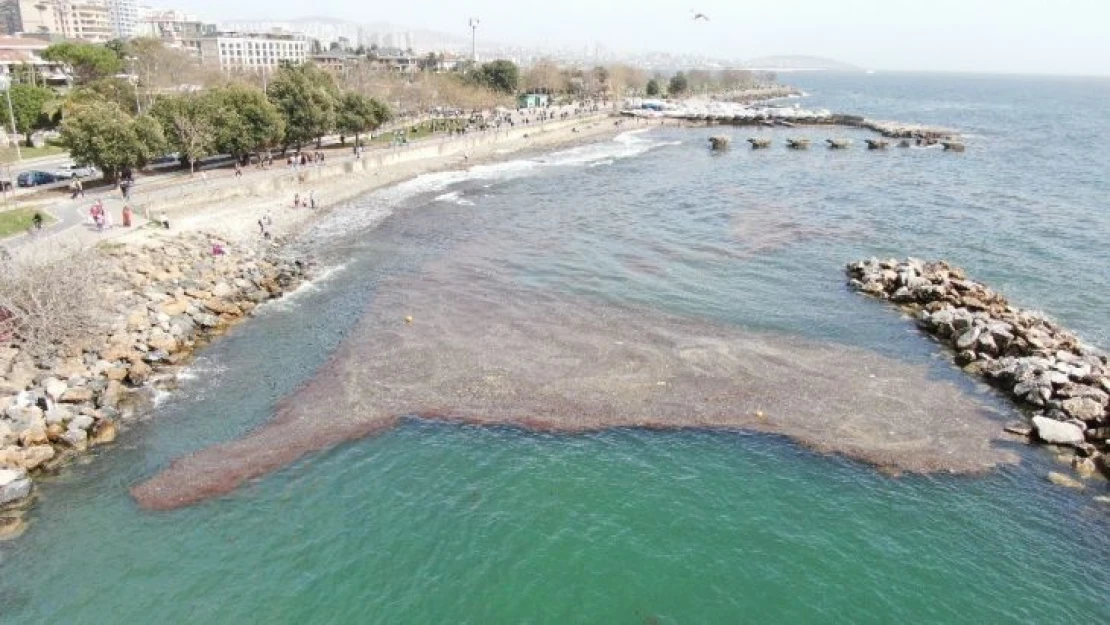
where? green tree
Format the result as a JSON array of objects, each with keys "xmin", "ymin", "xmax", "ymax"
[
  {"xmin": 472, "ymin": 60, "xmax": 520, "ymax": 94},
  {"xmin": 208, "ymin": 84, "xmax": 285, "ymax": 158},
  {"xmin": 668, "ymin": 72, "xmax": 688, "ymax": 96},
  {"xmin": 645, "ymin": 78, "xmax": 661, "ymax": 97},
  {"xmin": 7, "ymin": 84, "xmax": 55, "ymax": 146},
  {"xmin": 150, "ymin": 93, "xmax": 215, "ymax": 173},
  {"xmin": 266, "ymin": 63, "xmax": 339, "ymax": 149},
  {"xmin": 66, "ymin": 77, "xmax": 139, "ymax": 115},
  {"xmin": 103, "ymin": 38, "xmax": 132, "ymax": 62},
  {"xmin": 336, "ymin": 92, "xmax": 390, "ymax": 146},
  {"xmin": 60, "ymin": 101, "xmax": 166, "ymax": 179},
  {"xmin": 41, "ymin": 42, "xmax": 124, "ymax": 85}
]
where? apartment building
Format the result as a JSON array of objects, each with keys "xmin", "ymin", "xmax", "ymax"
[{"xmin": 199, "ymin": 29, "xmax": 307, "ymax": 72}]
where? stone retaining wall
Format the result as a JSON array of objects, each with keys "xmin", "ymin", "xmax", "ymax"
[{"xmin": 0, "ymin": 232, "xmax": 308, "ymax": 538}]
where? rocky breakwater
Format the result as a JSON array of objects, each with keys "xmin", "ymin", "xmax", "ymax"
[
  {"xmin": 0, "ymin": 232, "xmax": 308, "ymax": 538},
  {"xmin": 846, "ymin": 258, "xmax": 1110, "ymax": 485}
]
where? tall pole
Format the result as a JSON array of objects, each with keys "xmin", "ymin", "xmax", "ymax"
[
  {"xmin": 469, "ymin": 18, "xmax": 479, "ymax": 63},
  {"xmin": 0, "ymin": 77, "xmax": 21, "ymax": 163},
  {"xmin": 129, "ymin": 57, "xmax": 141, "ymax": 114}
]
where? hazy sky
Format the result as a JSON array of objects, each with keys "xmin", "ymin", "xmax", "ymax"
[{"xmin": 173, "ymin": 0, "xmax": 1110, "ymax": 75}]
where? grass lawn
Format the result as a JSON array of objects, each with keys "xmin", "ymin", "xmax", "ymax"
[
  {"xmin": 0, "ymin": 144, "xmax": 67, "ymax": 164},
  {"xmin": 0, "ymin": 206, "xmax": 54, "ymax": 238}
]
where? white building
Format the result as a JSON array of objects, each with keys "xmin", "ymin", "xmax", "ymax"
[
  {"xmin": 138, "ymin": 8, "xmax": 209, "ymax": 56},
  {"xmin": 199, "ymin": 29, "xmax": 308, "ymax": 72},
  {"xmin": 1, "ymin": 0, "xmax": 113, "ymax": 41},
  {"xmin": 106, "ymin": 0, "xmax": 138, "ymax": 38}
]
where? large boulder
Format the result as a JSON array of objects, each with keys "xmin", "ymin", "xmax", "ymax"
[
  {"xmin": 1060, "ymin": 397, "xmax": 1105, "ymax": 422},
  {"xmin": 42, "ymin": 377, "xmax": 68, "ymax": 401},
  {"xmin": 60, "ymin": 427, "xmax": 88, "ymax": 450},
  {"xmin": 17, "ymin": 445, "xmax": 54, "ymax": 471},
  {"xmin": 69, "ymin": 415, "xmax": 95, "ymax": 431},
  {"xmin": 60, "ymin": 387, "xmax": 94, "ymax": 404},
  {"xmin": 211, "ymin": 282, "xmax": 236, "ymax": 299},
  {"xmin": 1032, "ymin": 416, "xmax": 1085, "ymax": 446},
  {"xmin": 0, "ymin": 468, "xmax": 31, "ymax": 505}
]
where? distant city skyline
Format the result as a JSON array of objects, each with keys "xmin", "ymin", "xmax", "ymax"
[{"xmin": 166, "ymin": 1, "xmax": 1108, "ymax": 75}]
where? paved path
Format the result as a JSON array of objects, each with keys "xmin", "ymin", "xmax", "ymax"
[{"xmin": 2, "ymin": 104, "xmax": 608, "ymax": 257}]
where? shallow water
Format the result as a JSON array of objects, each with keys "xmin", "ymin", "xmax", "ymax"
[{"xmin": 3, "ymin": 73, "xmax": 1110, "ymax": 623}]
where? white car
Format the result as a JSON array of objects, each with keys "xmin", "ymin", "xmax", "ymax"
[{"xmin": 50, "ymin": 164, "xmax": 100, "ymax": 179}]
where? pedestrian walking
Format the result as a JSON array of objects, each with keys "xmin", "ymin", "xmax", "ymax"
[
  {"xmin": 122, "ymin": 205, "xmax": 132, "ymax": 227},
  {"xmin": 235, "ymin": 162, "xmax": 243, "ymax": 177}
]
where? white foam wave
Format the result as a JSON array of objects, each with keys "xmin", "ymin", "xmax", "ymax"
[
  {"xmin": 255, "ymin": 262, "xmax": 350, "ymax": 313},
  {"xmin": 308, "ymin": 131, "xmax": 674, "ymax": 240},
  {"xmin": 377, "ymin": 130, "xmax": 670, "ymax": 204},
  {"xmin": 434, "ymin": 191, "xmax": 476, "ymax": 206}
]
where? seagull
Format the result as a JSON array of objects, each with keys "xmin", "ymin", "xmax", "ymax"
[{"xmin": 692, "ymin": 11, "xmax": 710, "ymax": 21}]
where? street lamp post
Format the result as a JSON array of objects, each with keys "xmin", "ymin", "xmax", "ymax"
[
  {"xmin": 128, "ymin": 56, "xmax": 141, "ymax": 114},
  {"xmin": 469, "ymin": 18, "xmax": 480, "ymax": 63},
  {"xmin": 0, "ymin": 74, "xmax": 21, "ymax": 163}
]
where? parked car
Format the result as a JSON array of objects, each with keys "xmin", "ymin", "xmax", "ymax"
[
  {"xmin": 16, "ymin": 170, "xmax": 64, "ymax": 187},
  {"xmin": 50, "ymin": 164, "xmax": 99, "ymax": 179}
]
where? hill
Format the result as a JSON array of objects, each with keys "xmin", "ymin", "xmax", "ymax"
[{"xmin": 742, "ymin": 55, "xmax": 862, "ymax": 72}]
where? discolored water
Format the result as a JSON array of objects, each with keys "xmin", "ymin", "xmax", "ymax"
[{"xmin": 2, "ymin": 73, "xmax": 1109, "ymax": 623}]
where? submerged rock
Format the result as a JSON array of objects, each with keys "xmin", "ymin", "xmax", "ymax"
[{"xmin": 1047, "ymin": 471, "xmax": 1083, "ymax": 489}]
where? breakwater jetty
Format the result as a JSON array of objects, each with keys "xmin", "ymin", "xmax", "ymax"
[
  {"xmin": 0, "ymin": 232, "xmax": 309, "ymax": 538},
  {"xmin": 847, "ymin": 258, "xmax": 1110, "ymax": 484},
  {"xmin": 623, "ymin": 99, "xmax": 959, "ymax": 144}
]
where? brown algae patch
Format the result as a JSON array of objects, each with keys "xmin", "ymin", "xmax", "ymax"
[{"xmin": 132, "ymin": 266, "xmax": 1015, "ymax": 510}]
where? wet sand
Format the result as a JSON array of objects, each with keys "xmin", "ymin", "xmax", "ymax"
[{"xmin": 132, "ymin": 251, "xmax": 1016, "ymax": 510}]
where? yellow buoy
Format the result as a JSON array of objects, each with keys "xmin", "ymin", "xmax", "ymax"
[{"xmin": 404, "ymin": 315, "xmax": 414, "ymax": 324}]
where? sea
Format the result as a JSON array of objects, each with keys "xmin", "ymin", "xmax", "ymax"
[{"xmin": 2, "ymin": 72, "xmax": 1109, "ymax": 623}]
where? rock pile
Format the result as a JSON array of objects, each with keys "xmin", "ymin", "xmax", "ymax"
[
  {"xmin": 0, "ymin": 232, "xmax": 308, "ymax": 531},
  {"xmin": 846, "ymin": 258, "xmax": 1110, "ymax": 481}
]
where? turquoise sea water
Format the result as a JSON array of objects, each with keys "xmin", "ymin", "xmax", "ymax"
[{"xmin": 2, "ymin": 73, "xmax": 1109, "ymax": 623}]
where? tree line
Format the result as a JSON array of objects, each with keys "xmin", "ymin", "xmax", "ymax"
[{"xmin": 6, "ymin": 41, "xmax": 393, "ymax": 179}]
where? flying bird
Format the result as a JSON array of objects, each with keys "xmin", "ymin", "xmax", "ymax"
[{"xmin": 692, "ymin": 12, "xmax": 710, "ymax": 21}]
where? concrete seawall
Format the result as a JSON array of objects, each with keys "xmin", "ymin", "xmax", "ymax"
[{"xmin": 137, "ymin": 115, "xmax": 612, "ymax": 218}]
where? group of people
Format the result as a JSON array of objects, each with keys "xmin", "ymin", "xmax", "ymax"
[
  {"xmin": 88, "ymin": 201, "xmax": 134, "ymax": 231},
  {"xmin": 287, "ymin": 152, "xmax": 327, "ymax": 169},
  {"xmin": 292, "ymin": 190, "xmax": 317, "ymax": 209}
]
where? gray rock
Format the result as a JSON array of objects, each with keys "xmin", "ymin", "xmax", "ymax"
[
  {"xmin": 44, "ymin": 405, "xmax": 72, "ymax": 426},
  {"xmin": 42, "ymin": 377, "xmax": 68, "ymax": 401},
  {"xmin": 891, "ymin": 286, "xmax": 913, "ymax": 302},
  {"xmin": 69, "ymin": 415, "xmax": 95, "ymax": 431},
  {"xmin": 1032, "ymin": 415, "xmax": 1085, "ymax": 445},
  {"xmin": 956, "ymin": 328, "xmax": 981, "ymax": 351},
  {"xmin": 1061, "ymin": 397, "xmax": 1105, "ymax": 421},
  {"xmin": 60, "ymin": 427, "xmax": 88, "ymax": 448},
  {"xmin": 211, "ymin": 282, "xmax": 236, "ymax": 299},
  {"xmin": 977, "ymin": 333, "xmax": 998, "ymax": 355},
  {"xmin": 0, "ymin": 468, "xmax": 32, "ymax": 505},
  {"xmin": 191, "ymin": 312, "xmax": 220, "ymax": 328}
]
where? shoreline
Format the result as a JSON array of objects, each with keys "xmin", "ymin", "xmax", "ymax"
[{"xmin": 1, "ymin": 114, "xmax": 676, "ymax": 536}]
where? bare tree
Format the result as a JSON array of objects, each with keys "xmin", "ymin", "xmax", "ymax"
[{"xmin": 0, "ymin": 248, "xmax": 108, "ymax": 357}]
